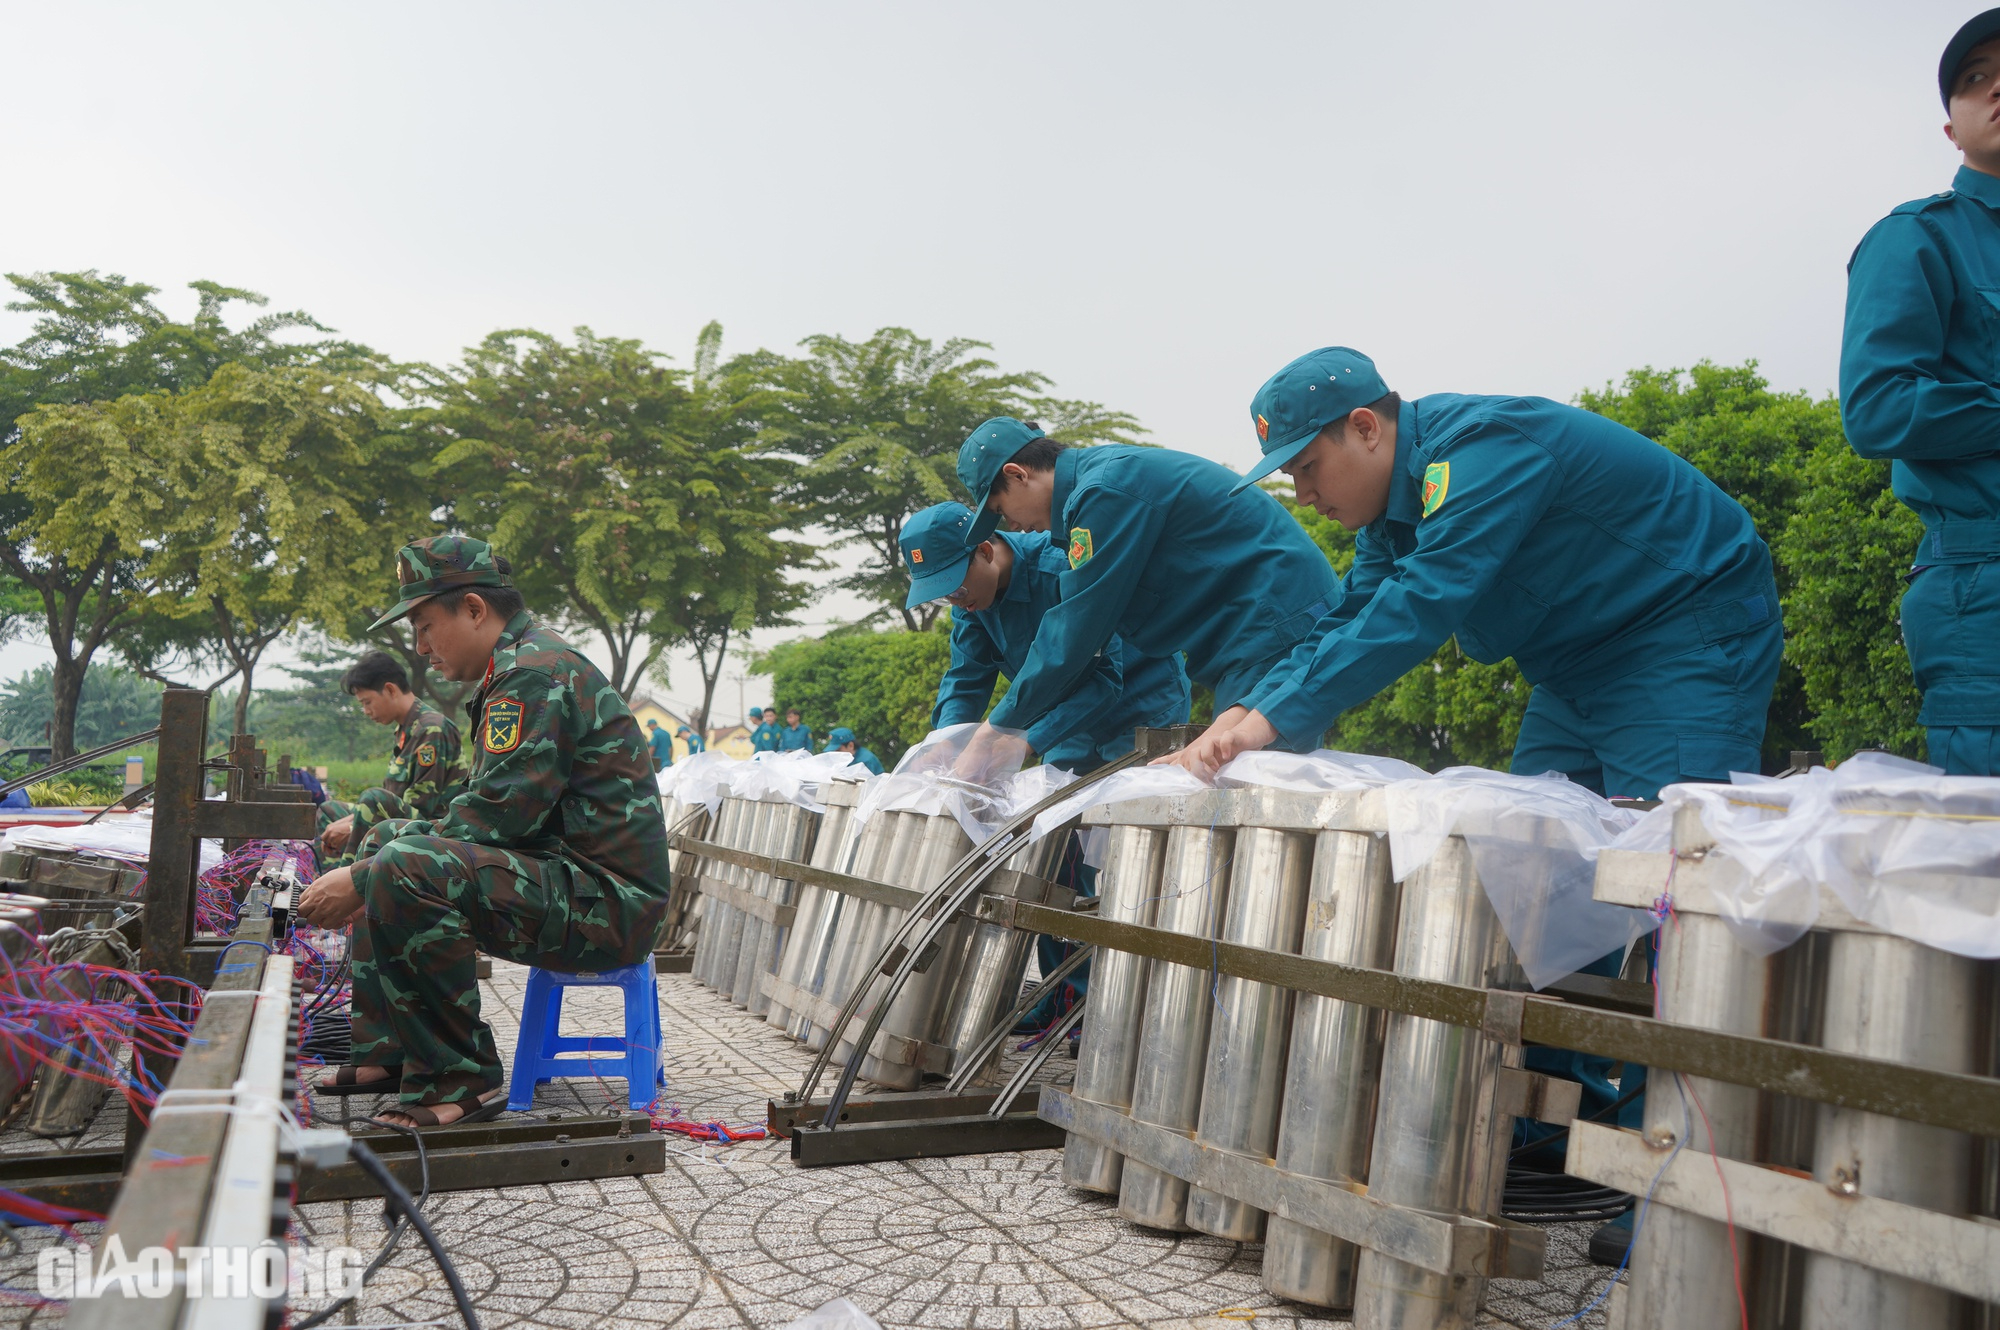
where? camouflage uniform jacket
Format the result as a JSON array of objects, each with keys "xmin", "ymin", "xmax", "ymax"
[
  {"xmin": 382, "ymin": 704, "xmax": 465, "ymax": 820},
  {"xmin": 352, "ymin": 611, "xmax": 671, "ymax": 902}
]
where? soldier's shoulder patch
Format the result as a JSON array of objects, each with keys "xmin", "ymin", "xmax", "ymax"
[
  {"xmin": 417, "ymin": 742, "xmax": 437, "ymax": 767},
  {"xmin": 1422, "ymin": 461, "xmax": 1451, "ymax": 518},
  {"xmin": 483, "ymin": 698, "xmax": 524, "ymax": 755},
  {"xmin": 1067, "ymin": 527, "xmax": 1094, "ymax": 569}
]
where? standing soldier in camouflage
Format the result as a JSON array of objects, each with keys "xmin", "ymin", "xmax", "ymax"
[
  {"xmin": 317, "ymin": 651, "xmax": 465, "ymax": 870},
  {"xmin": 297, "ymin": 536, "xmax": 671, "ymax": 1127}
]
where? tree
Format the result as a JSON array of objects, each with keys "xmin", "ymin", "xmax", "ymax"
[
  {"xmin": 746, "ymin": 328, "xmax": 1143, "ymax": 629},
  {"xmin": 430, "ymin": 325, "xmax": 814, "ymax": 713},
  {"xmin": 1776, "ymin": 443, "xmax": 1925, "ymax": 759},
  {"xmin": 0, "ymin": 664, "xmax": 161, "ymax": 751},
  {"xmin": 3, "ymin": 389, "xmax": 182, "ymax": 758},
  {"xmin": 155, "ymin": 364, "xmax": 391, "ymax": 733},
  {"xmin": 0, "ymin": 271, "xmax": 373, "ymax": 757},
  {"xmin": 755, "ymin": 622, "xmax": 954, "ymax": 767}
]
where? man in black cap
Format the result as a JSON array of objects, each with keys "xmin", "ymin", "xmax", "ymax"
[{"xmin": 1840, "ymin": 9, "xmax": 2000, "ymax": 774}]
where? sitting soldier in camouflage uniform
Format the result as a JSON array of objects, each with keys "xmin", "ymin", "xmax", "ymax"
[
  {"xmin": 316, "ymin": 650, "xmax": 465, "ymax": 870},
  {"xmin": 297, "ymin": 536, "xmax": 671, "ymax": 1127}
]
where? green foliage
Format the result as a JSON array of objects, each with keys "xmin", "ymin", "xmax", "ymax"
[
  {"xmin": 0, "ymin": 664, "xmax": 161, "ymax": 748},
  {"xmin": 744, "ymin": 328, "xmax": 1142, "ymax": 629},
  {"xmin": 429, "ymin": 324, "xmax": 814, "ymax": 726},
  {"xmin": 754, "ymin": 622, "xmax": 954, "ymax": 767},
  {"xmin": 0, "ymin": 270, "xmax": 378, "ymax": 757},
  {"xmin": 1775, "ymin": 445, "xmax": 1926, "ymax": 758}
]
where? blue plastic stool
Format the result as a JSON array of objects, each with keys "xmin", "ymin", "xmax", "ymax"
[{"xmin": 508, "ymin": 957, "xmax": 665, "ymax": 1111}]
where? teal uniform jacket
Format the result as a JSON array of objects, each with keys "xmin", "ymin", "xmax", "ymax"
[
  {"xmin": 778, "ymin": 723, "xmax": 812, "ymax": 752},
  {"xmin": 985, "ymin": 446, "xmax": 1338, "ymax": 744},
  {"xmin": 750, "ymin": 721, "xmax": 783, "ymax": 752},
  {"xmin": 1841, "ymin": 164, "xmax": 2000, "ymax": 770},
  {"xmin": 934, "ymin": 531, "xmax": 1192, "ymax": 770},
  {"xmin": 1247, "ymin": 396, "xmax": 1782, "ymax": 792},
  {"xmin": 647, "ymin": 729, "xmax": 675, "ymax": 771},
  {"xmin": 848, "ymin": 746, "xmax": 884, "ymax": 775}
]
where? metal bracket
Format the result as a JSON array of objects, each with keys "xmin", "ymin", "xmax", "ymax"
[
  {"xmin": 1495, "ymin": 1066, "xmax": 1582, "ymax": 1125},
  {"xmin": 1481, "ymin": 989, "xmax": 1526, "ymax": 1046},
  {"xmin": 1041, "ymin": 1087, "xmax": 1543, "ymax": 1280}
]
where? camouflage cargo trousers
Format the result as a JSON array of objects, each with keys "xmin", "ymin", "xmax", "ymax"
[
  {"xmin": 348, "ymin": 820, "xmax": 669, "ymax": 1106},
  {"xmin": 316, "ymin": 789, "xmax": 414, "ymax": 871}
]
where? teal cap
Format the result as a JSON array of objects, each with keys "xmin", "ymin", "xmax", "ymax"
[
  {"xmin": 827, "ymin": 726, "xmax": 857, "ymax": 747},
  {"xmin": 1231, "ymin": 348, "xmax": 1391, "ymax": 495},
  {"xmin": 957, "ymin": 417, "xmax": 1045, "ymax": 543},
  {"xmin": 899, "ymin": 502, "xmax": 981, "ymax": 608}
]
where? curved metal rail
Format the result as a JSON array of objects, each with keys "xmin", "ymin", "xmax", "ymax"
[
  {"xmin": 943, "ymin": 943, "xmax": 1095, "ymax": 1095},
  {"xmin": 800, "ymin": 748, "xmax": 1146, "ymax": 1127},
  {"xmin": 988, "ymin": 995, "xmax": 1088, "ymax": 1118}
]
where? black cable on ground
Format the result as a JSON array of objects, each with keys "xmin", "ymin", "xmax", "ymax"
[
  {"xmin": 293, "ymin": 1118, "xmax": 432, "ymax": 1330},
  {"xmin": 1501, "ymin": 1078, "xmax": 1649, "ymax": 1224},
  {"xmin": 346, "ymin": 1134, "xmax": 479, "ymax": 1330}
]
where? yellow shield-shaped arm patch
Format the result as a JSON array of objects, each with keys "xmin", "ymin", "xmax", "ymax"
[
  {"xmin": 1067, "ymin": 527, "xmax": 1094, "ymax": 569},
  {"xmin": 1422, "ymin": 461, "xmax": 1450, "ymax": 518},
  {"xmin": 483, "ymin": 699, "xmax": 524, "ymax": 754}
]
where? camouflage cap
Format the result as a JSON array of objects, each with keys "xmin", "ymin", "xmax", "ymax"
[{"xmin": 368, "ymin": 536, "xmax": 513, "ymax": 630}]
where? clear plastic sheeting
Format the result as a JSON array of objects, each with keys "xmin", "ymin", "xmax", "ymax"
[
  {"xmin": 1647, "ymin": 751, "xmax": 2000, "ymax": 958},
  {"xmin": 777, "ymin": 1299, "xmax": 883, "ymax": 1330},
  {"xmin": 850, "ymin": 723, "xmax": 1036, "ymax": 843},
  {"xmin": 655, "ymin": 749, "xmax": 743, "ymax": 816},
  {"xmin": 1028, "ymin": 764, "xmax": 1206, "ymax": 845},
  {"xmin": 1218, "ymin": 747, "xmax": 1430, "ymax": 792},
  {"xmin": 1384, "ymin": 768, "xmax": 1655, "ymax": 990},
  {"xmin": 728, "ymin": 749, "xmax": 860, "ymax": 813},
  {"xmin": 0, "ymin": 810, "xmax": 222, "ymax": 873}
]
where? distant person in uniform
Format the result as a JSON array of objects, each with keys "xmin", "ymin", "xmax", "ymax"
[
  {"xmin": 644, "ymin": 718, "xmax": 676, "ymax": 772},
  {"xmin": 677, "ymin": 724, "xmax": 704, "ymax": 755},
  {"xmin": 318, "ymin": 651, "xmax": 464, "ymax": 870},
  {"xmin": 778, "ymin": 708, "xmax": 812, "ymax": 752},
  {"xmin": 297, "ymin": 537, "xmax": 669, "ymax": 1127},
  {"xmin": 749, "ymin": 707, "xmax": 783, "ymax": 753},
  {"xmin": 1840, "ymin": 8, "xmax": 2000, "ymax": 775},
  {"xmin": 823, "ymin": 726, "xmax": 884, "ymax": 775}
]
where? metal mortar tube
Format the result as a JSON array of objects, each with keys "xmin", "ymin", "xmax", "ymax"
[
  {"xmin": 1622, "ymin": 805, "xmax": 1775, "ymax": 1330},
  {"xmin": 815, "ymin": 810, "xmax": 922, "ymax": 1055},
  {"xmin": 1065, "ymin": 824, "xmax": 1169, "ymax": 1193},
  {"xmin": 694, "ymin": 796, "xmax": 746, "ymax": 990},
  {"xmin": 1186, "ymin": 821, "xmax": 1315, "ymax": 1241},
  {"xmin": 1800, "ymin": 928, "xmax": 1979, "ymax": 1328},
  {"xmin": 767, "ymin": 788, "xmax": 856, "ymax": 1034},
  {"xmin": 801, "ymin": 802, "xmax": 899, "ymax": 1051},
  {"xmin": 937, "ymin": 831, "xmax": 1071, "ymax": 1088},
  {"xmin": 714, "ymin": 800, "xmax": 775, "ymax": 1003},
  {"xmin": 1351, "ymin": 835, "xmax": 1515, "ymax": 1330},
  {"xmin": 1263, "ymin": 828, "xmax": 1400, "ymax": 1308},
  {"xmin": 741, "ymin": 801, "xmax": 816, "ymax": 1014},
  {"xmin": 856, "ymin": 811, "xmax": 973, "ymax": 1086},
  {"xmin": 1119, "ymin": 820, "xmax": 1238, "ymax": 1231}
]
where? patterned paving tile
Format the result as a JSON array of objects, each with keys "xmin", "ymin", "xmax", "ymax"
[{"xmin": 0, "ymin": 964, "xmax": 1615, "ymax": 1329}]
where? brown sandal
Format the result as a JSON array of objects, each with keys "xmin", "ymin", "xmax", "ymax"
[
  {"xmin": 373, "ymin": 1093, "xmax": 507, "ymax": 1129},
  {"xmin": 313, "ymin": 1064, "xmax": 403, "ymax": 1096}
]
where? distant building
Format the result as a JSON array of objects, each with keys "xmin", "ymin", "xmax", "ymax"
[{"xmin": 626, "ymin": 696, "xmax": 758, "ymax": 762}]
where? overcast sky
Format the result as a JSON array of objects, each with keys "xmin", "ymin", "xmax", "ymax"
[{"xmin": 0, "ymin": 1, "xmax": 1976, "ymax": 723}]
